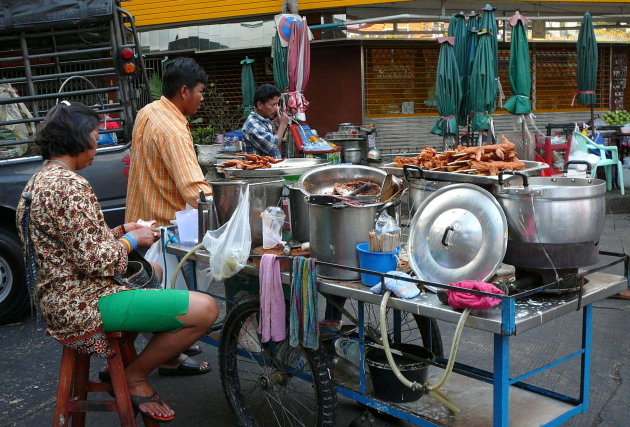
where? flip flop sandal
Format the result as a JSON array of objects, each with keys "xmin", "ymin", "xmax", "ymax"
[
  {"xmin": 158, "ymin": 356, "xmax": 212, "ymax": 376},
  {"xmin": 130, "ymin": 392, "xmax": 175, "ymax": 423},
  {"xmin": 183, "ymin": 345, "xmax": 203, "ymax": 357}
]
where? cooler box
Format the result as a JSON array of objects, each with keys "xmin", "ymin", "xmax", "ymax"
[{"xmin": 290, "ymin": 123, "xmax": 342, "ymax": 164}]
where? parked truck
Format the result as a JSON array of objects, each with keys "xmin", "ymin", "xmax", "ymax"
[{"xmin": 0, "ymin": 0, "xmax": 151, "ymax": 324}]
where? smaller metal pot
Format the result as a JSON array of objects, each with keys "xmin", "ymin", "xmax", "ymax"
[
  {"xmin": 343, "ymin": 147, "xmax": 362, "ymax": 164},
  {"xmin": 403, "ymin": 164, "xmax": 453, "ymax": 217}
]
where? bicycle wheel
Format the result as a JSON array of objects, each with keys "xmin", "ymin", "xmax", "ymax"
[
  {"xmin": 325, "ymin": 295, "xmax": 444, "ymax": 357},
  {"xmin": 219, "ymin": 294, "xmax": 337, "ymax": 427}
]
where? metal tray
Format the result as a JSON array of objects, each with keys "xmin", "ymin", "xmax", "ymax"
[
  {"xmin": 221, "ymin": 158, "xmax": 330, "ymax": 178},
  {"xmin": 381, "ymin": 160, "xmax": 549, "ymax": 184}
]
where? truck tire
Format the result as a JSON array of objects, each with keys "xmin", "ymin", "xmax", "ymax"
[{"xmin": 0, "ymin": 226, "xmax": 29, "ymax": 325}]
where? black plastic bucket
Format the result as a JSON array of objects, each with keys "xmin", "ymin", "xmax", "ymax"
[{"xmin": 366, "ymin": 343, "xmax": 435, "ymax": 403}]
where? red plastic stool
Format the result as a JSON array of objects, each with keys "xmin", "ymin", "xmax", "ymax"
[{"xmin": 52, "ymin": 332, "xmax": 158, "ymax": 427}]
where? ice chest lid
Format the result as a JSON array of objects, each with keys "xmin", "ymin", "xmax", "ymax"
[{"xmin": 408, "ymin": 183, "xmax": 507, "ymax": 284}]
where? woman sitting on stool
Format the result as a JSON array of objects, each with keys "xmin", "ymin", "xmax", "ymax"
[{"xmin": 16, "ymin": 101, "xmax": 218, "ymax": 423}]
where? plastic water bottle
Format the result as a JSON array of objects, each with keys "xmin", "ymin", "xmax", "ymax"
[{"xmin": 333, "ymin": 337, "xmax": 361, "ymax": 367}]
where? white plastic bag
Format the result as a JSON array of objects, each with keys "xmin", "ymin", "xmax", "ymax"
[
  {"xmin": 144, "ymin": 227, "xmax": 188, "ymax": 290},
  {"xmin": 261, "ymin": 206, "xmax": 285, "ymax": 249},
  {"xmin": 203, "ymin": 186, "xmax": 251, "ymax": 281}
]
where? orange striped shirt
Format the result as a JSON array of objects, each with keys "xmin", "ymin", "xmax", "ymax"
[{"xmin": 125, "ymin": 96, "xmax": 212, "ymax": 226}]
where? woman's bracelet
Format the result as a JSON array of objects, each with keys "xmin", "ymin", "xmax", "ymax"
[
  {"xmin": 118, "ymin": 233, "xmax": 138, "ymax": 253},
  {"xmin": 118, "ymin": 237, "xmax": 131, "ymax": 253}
]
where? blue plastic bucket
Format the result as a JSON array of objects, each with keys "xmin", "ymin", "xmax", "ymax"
[{"xmin": 356, "ymin": 242, "xmax": 401, "ymax": 286}]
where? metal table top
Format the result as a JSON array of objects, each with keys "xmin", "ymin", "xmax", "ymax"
[{"xmin": 167, "ymin": 243, "xmax": 626, "ymax": 335}]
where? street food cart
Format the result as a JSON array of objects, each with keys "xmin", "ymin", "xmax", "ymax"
[{"xmin": 170, "ymin": 142, "xmax": 627, "ymax": 426}]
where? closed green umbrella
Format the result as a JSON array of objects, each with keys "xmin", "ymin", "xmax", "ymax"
[
  {"xmin": 448, "ymin": 13, "xmax": 467, "ymax": 124},
  {"xmin": 240, "ymin": 57, "xmax": 256, "ymax": 119},
  {"xmin": 480, "ymin": 4, "xmax": 498, "ymax": 76},
  {"xmin": 503, "ymin": 12, "xmax": 531, "ymax": 115},
  {"xmin": 576, "ymin": 12, "xmax": 597, "ymax": 125},
  {"xmin": 469, "ymin": 31, "xmax": 497, "ymax": 132},
  {"xmin": 430, "ymin": 37, "xmax": 462, "ymax": 144},
  {"xmin": 462, "ymin": 13, "xmax": 481, "ymax": 125},
  {"xmin": 272, "ymin": 34, "xmax": 288, "ymax": 92}
]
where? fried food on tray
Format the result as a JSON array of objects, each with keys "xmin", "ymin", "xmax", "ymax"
[
  {"xmin": 391, "ymin": 135, "xmax": 524, "ymax": 176},
  {"xmin": 332, "ymin": 180, "xmax": 382, "ymax": 196},
  {"xmin": 218, "ymin": 154, "xmax": 284, "ymax": 170}
]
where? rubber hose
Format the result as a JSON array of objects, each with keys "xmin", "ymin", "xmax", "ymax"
[
  {"xmin": 379, "ymin": 290, "xmax": 469, "ymax": 414},
  {"xmin": 170, "ymin": 242, "xmax": 204, "ymax": 289}
]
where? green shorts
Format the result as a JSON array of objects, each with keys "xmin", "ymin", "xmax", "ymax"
[{"xmin": 98, "ymin": 289, "xmax": 189, "ymax": 333}]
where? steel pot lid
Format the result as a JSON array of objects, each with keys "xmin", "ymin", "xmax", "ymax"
[{"xmin": 408, "ymin": 183, "xmax": 507, "ymax": 284}]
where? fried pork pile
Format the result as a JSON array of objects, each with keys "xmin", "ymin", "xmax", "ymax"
[
  {"xmin": 332, "ymin": 180, "xmax": 381, "ymax": 196},
  {"xmin": 393, "ymin": 135, "xmax": 524, "ymax": 176},
  {"xmin": 218, "ymin": 154, "xmax": 284, "ymax": 170}
]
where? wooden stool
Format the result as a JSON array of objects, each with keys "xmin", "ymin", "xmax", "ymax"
[{"xmin": 52, "ymin": 332, "xmax": 158, "ymax": 427}]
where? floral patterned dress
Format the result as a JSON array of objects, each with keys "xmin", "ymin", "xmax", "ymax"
[{"xmin": 16, "ymin": 162, "xmax": 130, "ymax": 357}]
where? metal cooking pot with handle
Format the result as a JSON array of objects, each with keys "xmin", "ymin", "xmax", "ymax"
[
  {"xmin": 210, "ymin": 179, "xmax": 284, "ymax": 247},
  {"xmin": 494, "ymin": 162, "xmax": 606, "ymax": 244},
  {"xmin": 308, "ymin": 197, "xmax": 400, "ymax": 280}
]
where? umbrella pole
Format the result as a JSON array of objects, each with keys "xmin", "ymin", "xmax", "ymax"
[{"xmin": 590, "ymin": 104, "xmax": 595, "ymax": 136}]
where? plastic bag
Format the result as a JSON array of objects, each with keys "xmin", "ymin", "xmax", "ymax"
[
  {"xmin": 144, "ymin": 227, "xmax": 188, "ymax": 290},
  {"xmin": 261, "ymin": 206, "xmax": 285, "ymax": 249},
  {"xmin": 0, "ymin": 83, "xmax": 35, "ymax": 160},
  {"xmin": 374, "ymin": 211, "xmax": 400, "ymax": 237},
  {"xmin": 202, "ymin": 186, "xmax": 251, "ymax": 281},
  {"xmin": 372, "ymin": 210, "xmax": 401, "ymax": 252}
]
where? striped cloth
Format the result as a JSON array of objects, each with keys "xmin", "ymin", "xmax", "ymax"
[
  {"xmin": 289, "ymin": 256, "xmax": 319, "ymax": 350},
  {"xmin": 125, "ymin": 96, "xmax": 212, "ymax": 226}
]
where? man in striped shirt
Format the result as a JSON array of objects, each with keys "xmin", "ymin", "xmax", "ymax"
[
  {"xmin": 126, "ymin": 57, "xmax": 212, "ymax": 376},
  {"xmin": 242, "ymin": 84, "xmax": 289, "ymax": 158},
  {"xmin": 126, "ymin": 57, "xmax": 212, "ymax": 227}
]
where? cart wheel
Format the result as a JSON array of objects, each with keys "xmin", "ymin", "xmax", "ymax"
[
  {"xmin": 219, "ymin": 294, "xmax": 337, "ymax": 427},
  {"xmin": 327, "ymin": 296, "xmax": 444, "ymax": 357}
]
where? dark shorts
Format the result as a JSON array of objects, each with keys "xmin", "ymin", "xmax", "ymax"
[{"xmin": 98, "ymin": 289, "xmax": 189, "ymax": 333}]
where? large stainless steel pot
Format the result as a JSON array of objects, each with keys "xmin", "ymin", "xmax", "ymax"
[
  {"xmin": 494, "ymin": 169, "xmax": 606, "ymax": 244},
  {"xmin": 210, "ymin": 179, "xmax": 284, "ymax": 247},
  {"xmin": 288, "ymin": 183, "xmax": 310, "ymax": 242},
  {"xmin": 308, "ymin": 200, "xmax": 391, "ymax": 280}
]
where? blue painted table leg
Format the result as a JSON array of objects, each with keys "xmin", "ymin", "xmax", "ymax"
[
  {"xmin": 358, "ymin": 300, "xmax": 366, "ymax": 394},
  {"xmin": 493, "ymin": 334, "xmax": 510, "ymax": 427},
  {"xmin": 580, "ymin": 304, "xmax": 592, "ymax": 410}
]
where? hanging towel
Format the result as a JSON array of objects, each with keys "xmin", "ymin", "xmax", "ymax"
[
  {"xmin": 447, "ymin": 280, "xmax": 504, "ymax": 310},
  {"xmin": 258, "ymin": 254, "xmax": 286, "ymax": 342},
  {"xmin": 289, "ymin": 256, "xmax": 319, "ymax": 349}
]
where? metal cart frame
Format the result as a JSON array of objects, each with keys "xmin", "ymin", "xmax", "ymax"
[{"xmin": 167, "ymin": 243, "xmax": 627, "ymax": 427}]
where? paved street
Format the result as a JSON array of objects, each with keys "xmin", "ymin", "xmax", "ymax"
[{"xmin": 1, "ymin": 210, "xmax": 629, "ymax": 427}]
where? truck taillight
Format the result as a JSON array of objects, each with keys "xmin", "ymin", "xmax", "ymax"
[
  {"xmin": 122, "ymin": 62, "xmax": 136, "ymax": 74},
  {"xmin": 121, "ymin": 48, "xmax": 134, "ymax": 60}
]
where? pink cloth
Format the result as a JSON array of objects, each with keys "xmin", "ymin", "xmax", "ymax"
[
  {"xmin": 287, "ymin": 19, "xmax": 310, "ymax": 92},
  {"xmin": 258, "ymin": 254, "xmax": 286, "ymax": 342},
  {"xmin": 446, "ymin": 280, "xmax": 505, "ymax": 310}
]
